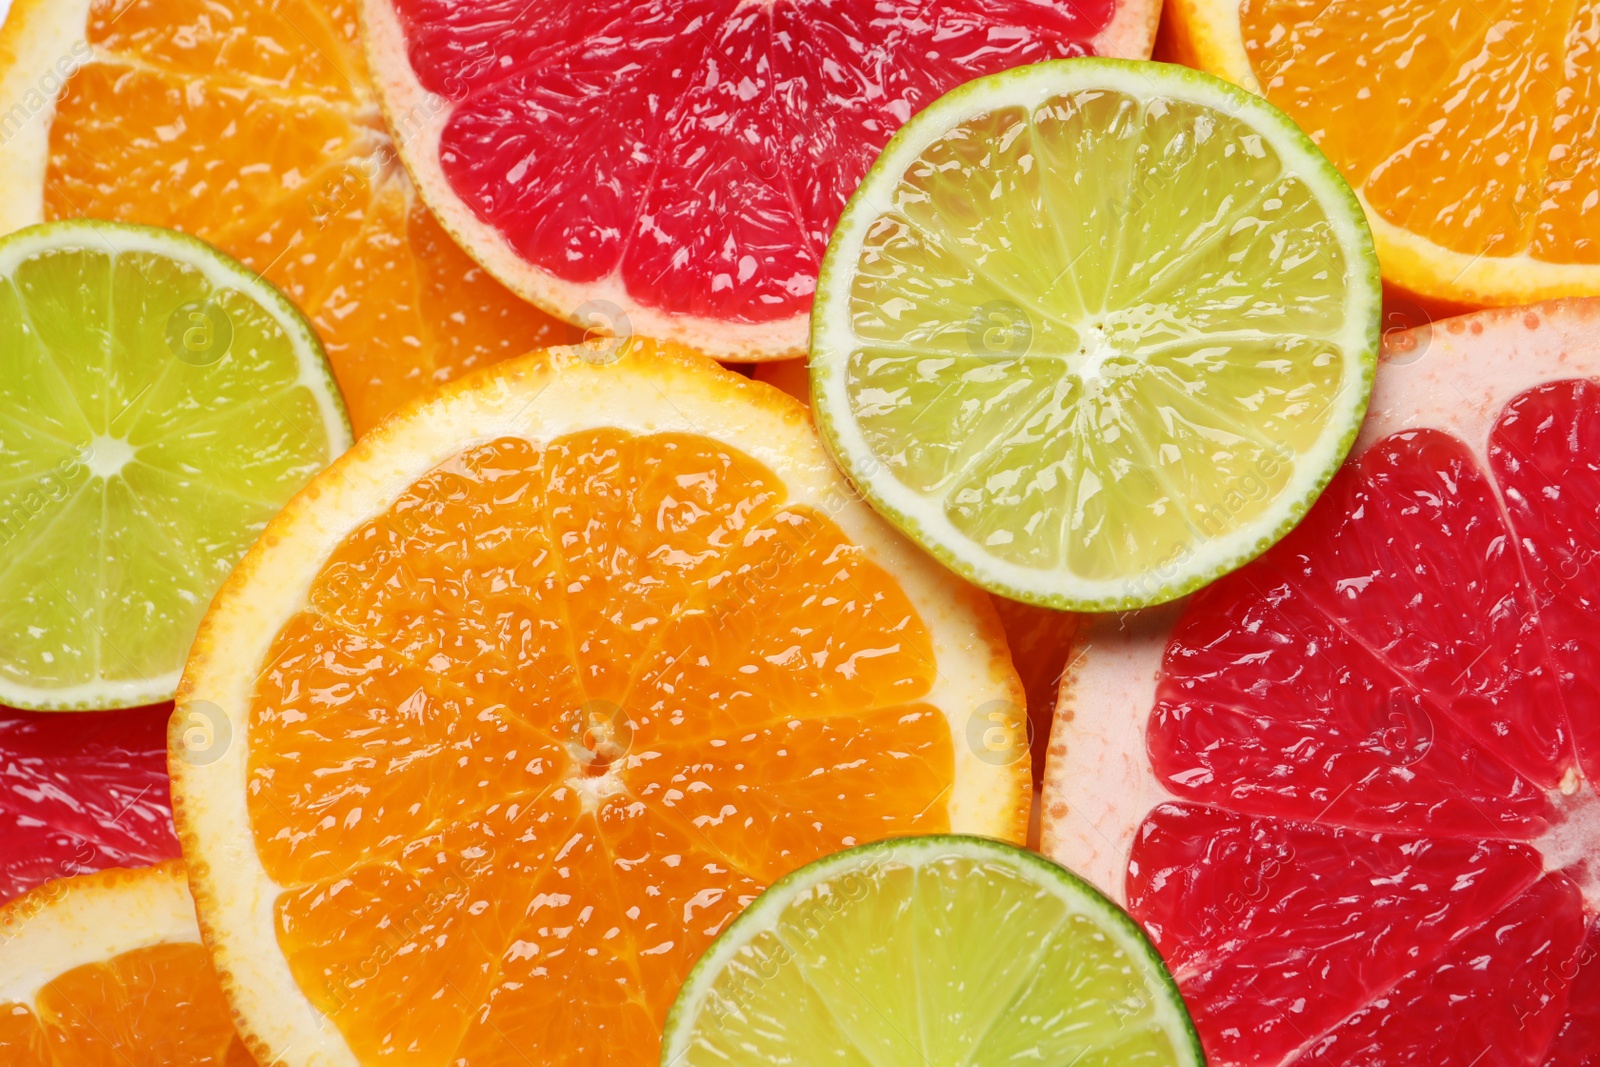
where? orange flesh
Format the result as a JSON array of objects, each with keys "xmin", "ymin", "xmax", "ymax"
[
  {"xmin": 43, "ymin": 0, "xmax": 564, "ymax": 434},
  {"xmin": 0, "ymin": 942, "xmax": 254, "ymax": 1065},
  {"xmin": 1240, "ymin": 0, "xmax": 1600, "ymax": 263},
  {"xmin": 247, "ymin": 430, "xmax": 955, "ymax": 1064}
]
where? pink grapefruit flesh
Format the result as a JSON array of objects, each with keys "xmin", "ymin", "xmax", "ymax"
[
  {"xmin": 1043, "ymin": 299, "xmax": 1600, "ymax": 1067},
  {"xmin": 362, "ymin": 0, "xmax": 1162, "ymax": 359},
  {"xmin": 0, "ymin": 705, "xmax": 178, "ymax": 905}
]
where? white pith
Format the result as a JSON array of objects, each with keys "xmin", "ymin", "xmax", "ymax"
[
  {"xmin": 1041, "ymin": 299, "xmax": 1600, "ymax": 912},
  {"xmin": 171, "ymin": 343, "xmax": 1028, "ymax": 1067},
  {"xmin": 1168, "ymin": 0, "xmax": 1600, "ymax": 307},
  {"xmin": 811, "ymin": 59, "xmax": 1379, "ymax": 610},
  {"xmin": 660, "ymin": 836, "xmax": 1202, "ymax": 1066},
  {"xmin": 358, "ymin": 0, "xmax": 1162, "ymax": 363},
  {"xmin": 0, "ymin": 220, "xmax": 352, "ymax": 712},
  {"xmin": 0, "ymin": 862, "xmax": 201, "ymax": 1007}
]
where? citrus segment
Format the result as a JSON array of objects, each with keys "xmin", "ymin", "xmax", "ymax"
[
  {"xmin": 661, "ymin": 836, "xmax": 1203, "ymax": 1067},
  {"xmin": 0, "ymin": 862, "xmax": 254, "ymax": 1064},
  {"xmin": 171, "ymin": 340, "xmax": 1028, "ymax": 1066},
  {"xmin": 0, "ymin": 220, "xmax": 349, "ymax": 710},
  {"xmin": 0, "ymin": 0, "xmax": 565, "ymax": 435},
  {"xmin": 811, "ymin": 58, "xmax": 1379, "ymax": 611},
  {"xmin": 360, "ymin": 0, "xmax": 1162, "ymax": 359},
  {"xmin": 1042, "ymin": 299, "xmax": 1600, "ymax": 1066},
  {"xmin": 0, "ymin": 705, "xmax": 178, "ymax": 905},
  {"xmin": 1164, "ymin": 0, "xmax": 1600, "ymax": 307}
]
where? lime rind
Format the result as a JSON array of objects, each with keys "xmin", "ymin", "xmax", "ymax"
[
  {"xmin": 660, "ymin": 834, "xmax": 1205, "ymax": 1067},
  {"xmin": 810, "ymin": 58, "xmax": 1380, "ymax": 612},
  {"xmin": 0, "ymin": 220, "xmax": 352, "ymax": 711}
]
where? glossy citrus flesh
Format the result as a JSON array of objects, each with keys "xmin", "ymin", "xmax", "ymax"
[
  {"xmin": 386, "ymin": 0, "xmax": 1120, "ymax": 325},
  {"xmin": 44, "ymin": 0, "xmax": 563, "ymax": 433},
  {"xmin": 1240, "ymin": 0, "xmax": 1600, "ymax": 265},
  {"xmin": 0, "ymin": 941, "xmax": 254, "ymax": 1065},
  {"xmin": 0, "ymin": 706, "xmax": 177, "ymax": 905},
  {"xmin": 1130, "ymin": 382, "xmax": 1600, "ymax": 1065},
  {"xmin": 812, "ymin": 61, "xmax": 1379, "ymax": 610},
  {"xmin": 247, "ymin": 429, "xmax": 959, "ymax": 1064},
  {"xmin": 663, "ymin": 837, "xmax": 1201, "ymax": 1066}
]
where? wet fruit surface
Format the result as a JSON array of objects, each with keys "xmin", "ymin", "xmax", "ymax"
[
  {"xmin": 1132, "ymin": 380, "xmax": 1600, "ymax": 1066},
  {"xmin": 248, "ymin": 428, "xmax": 958, "ymax": 1063},
  {"xmin": 44, "ymin": 0, "xmax": 564, "ymax": 434},
  {"xmin": 389, "ymin": 0, "xmax": 1120, "ymax": 324},
  {"xmin": 0, "ymin": 705, "xmax": 177, "ymax": 906}
]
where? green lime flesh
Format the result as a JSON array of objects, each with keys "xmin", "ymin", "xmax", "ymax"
[
  {"xmin": 661, "ymin": 836, "xmax": 1204, "ymax": 1067},
  {"xmin": 0, "ymin": 220, "xmax": 350, "ymax": 710},
  {"xmin": 811, "ymin": 59, "xmax": 1380, "ymax": 612}
]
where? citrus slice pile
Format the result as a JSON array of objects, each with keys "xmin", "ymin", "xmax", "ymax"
[
  {"xmin": 0, "ymin": 862, "xmax": 254, "ymax": 1063},
  {"xmin": 1163, "ymin": 0, "xmax": 1600, "ymax": 309},
  {"xmin": 0, "ymin": 0, "xmax": 565, "ymax": 434},
  {"xmin": 171, "ymin": 340, "xmax": 1028, "ymax": 1065},
  {"xmin": 0, "ymin": 220, "xmax": 350, "ymax": 711},
  {"xmin": 361, "ymin": 0, "xmax": 1162, "ymax": 359},
  {"xmin": 1042, "ymin": 299, "xmax": 1600, "ymax": 1065},
  {"xmin": 811, "ymin": 58, "xmax": 1381, "ymax": 612},
  {"xmin": 0, "ymin": 706, "xmax": 178, "ymax": 905},
  {"xmin": 663, "ymin": 835, "xmax": 1202, "ymax": 1066}
]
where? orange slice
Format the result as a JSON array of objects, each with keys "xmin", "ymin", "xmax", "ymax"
[
  {"xmin": 1161, "ymin": 0, "xmax": 1600, "ymax": 309},
  {"xmin": 170, "ymin": 339, "xmax": 1028, "ymax": 1066},
  {"xmin": 0, "ymin": 0, "xmax": 565, "ymax": 435},
  {"xmin": 0, "ymin": 861, "xmax": 254, "ymax": 1064}
]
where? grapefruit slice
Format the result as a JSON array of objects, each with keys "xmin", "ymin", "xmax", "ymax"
[
  {"xmin": 1041, "ymin": 299, "xmax": 1600, "ymax": 1066},
  {"xmin": 0, "ymin": 704, "xmax": 178, "ymax": 906},
  {"xmin": 360, "ymin": 0, "xmax": 1163, "ymax": 361},
  {"xmin": 0, "ymin": 861, "xmax": 254, "ymax": 1063},
  {"xmin": 170, "ymin": 339, "xmax": 1028, "ymax": 1066},
  {"xmin": 1160, "ymin": 0, "xmax": 1600, "ymax": 311},
  {"xmin": 0, "ymin": 0, "xmax": 566, "ymax": 435}
]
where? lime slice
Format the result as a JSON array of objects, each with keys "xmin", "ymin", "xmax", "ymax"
[
  {"xmin": 0, "ymin": 220, "xmax": 350, "ymax": 711},
  {"xmin": 660, "ymin": 835, "xmax": 1202, "ymax": 1067},
  {"xmin": 810, "ymin": 58, "xmax": 1380, "ymax": 611}
]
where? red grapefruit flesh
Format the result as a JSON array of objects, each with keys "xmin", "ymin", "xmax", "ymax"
[
  {"xmin": 0, "ymin": 705, "xmax": 178, "ymax": 905},
  {"xmin": 361, "ymin": 0, "xmax": 1162, "ymax": 359},
  {"xmin": 1043, "ymin": 299, "xmax": 1600, "ymax": 1067}
]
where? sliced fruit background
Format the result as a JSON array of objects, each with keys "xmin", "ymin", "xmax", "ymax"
[
  {"xmin": 1042, "ymin": 299, "xmax": 1600, "ymax": 1066},
  {"xmin": 172, "ymin": 340, "xmax": 1030, "ymax": 1066},
  {"xmin": 0, "ymin": 0, "xmax": 566, "ymax": 435},
  {"xmin": 1160, "ymin": 0, "xmax": 1600, "ymax": 312},
  {"xmin": 0, "ymin": 861, "xmax": 254, "ymax": 1062},
  {"xmin": 363, "ymin": 0, "xmax": 1164, "ymax": 360}
]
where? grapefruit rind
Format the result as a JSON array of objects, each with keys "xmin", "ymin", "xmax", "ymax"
[
  {"xmin": 0, "ymin": 0, "xmax": 95, "ymax": 236},
  {"xmin": 357, "ymin": 0, "xmax": 1165, "ymax": 364},
  {"xmin": 0, "ymin": 861, "xmax": 201, "ymax": 1008},
  {"xmin": 810, "ymin": 58, "xmax": 1380, "ymax": 613},
  {"xmin": 0, "ymin": 219, "xmax": 352, "ymax": 713},
  {"xmin": 169, "ymin": 339, "xmax": 1030, "ymax": 1067},
  {"xmin": 1162, "ymin": 0, "xmax": 1600, "ymax": 309},
  {"xmin": 1040, "ymin": 296, "xmax": 1600, "ymax": 903},
  {"xmin": 659, "ymin": 834, "xmax": 1205, "ymax": 1067}
]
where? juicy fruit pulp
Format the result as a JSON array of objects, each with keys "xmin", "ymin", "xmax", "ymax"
[
  {"xmin": 0, "ymin": 705, "xmax": 178, "ymax": 905},
  {"xmin": 0, "ymin": 222, "xmax": 347, "ymax": 709},
  {"xmin": 0, "ymin": 864, "xmax": 253, "ymax": 1065},
  {"xmin": 248, "ymin": 427, "xmax": 964, "ymax": 1064},
  {"xmin": 383, "ymin": 0, "xmax": 1120, "ymax": 331},
  {"xmin": 0, "ymin": 943, "xmax": 253, "ymax": 1064},
  {"xmin": 1131, "ymin": 380, "xmax": 1600, "ymax": 1065},
  {"xmin": 43, "ymin": 0, "xmax": 563, "ymax": 433},
  {"xmin": 812, "ymin": 60, "xmax": 1379, "ymax": 610},
  {"xmin": 1233, "ymin": 0, "xmax": 1600, "ymax": 299},
  {"xmin": 663, "ymin": 837, "xmax": 1202, "ymax": 1067}
]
